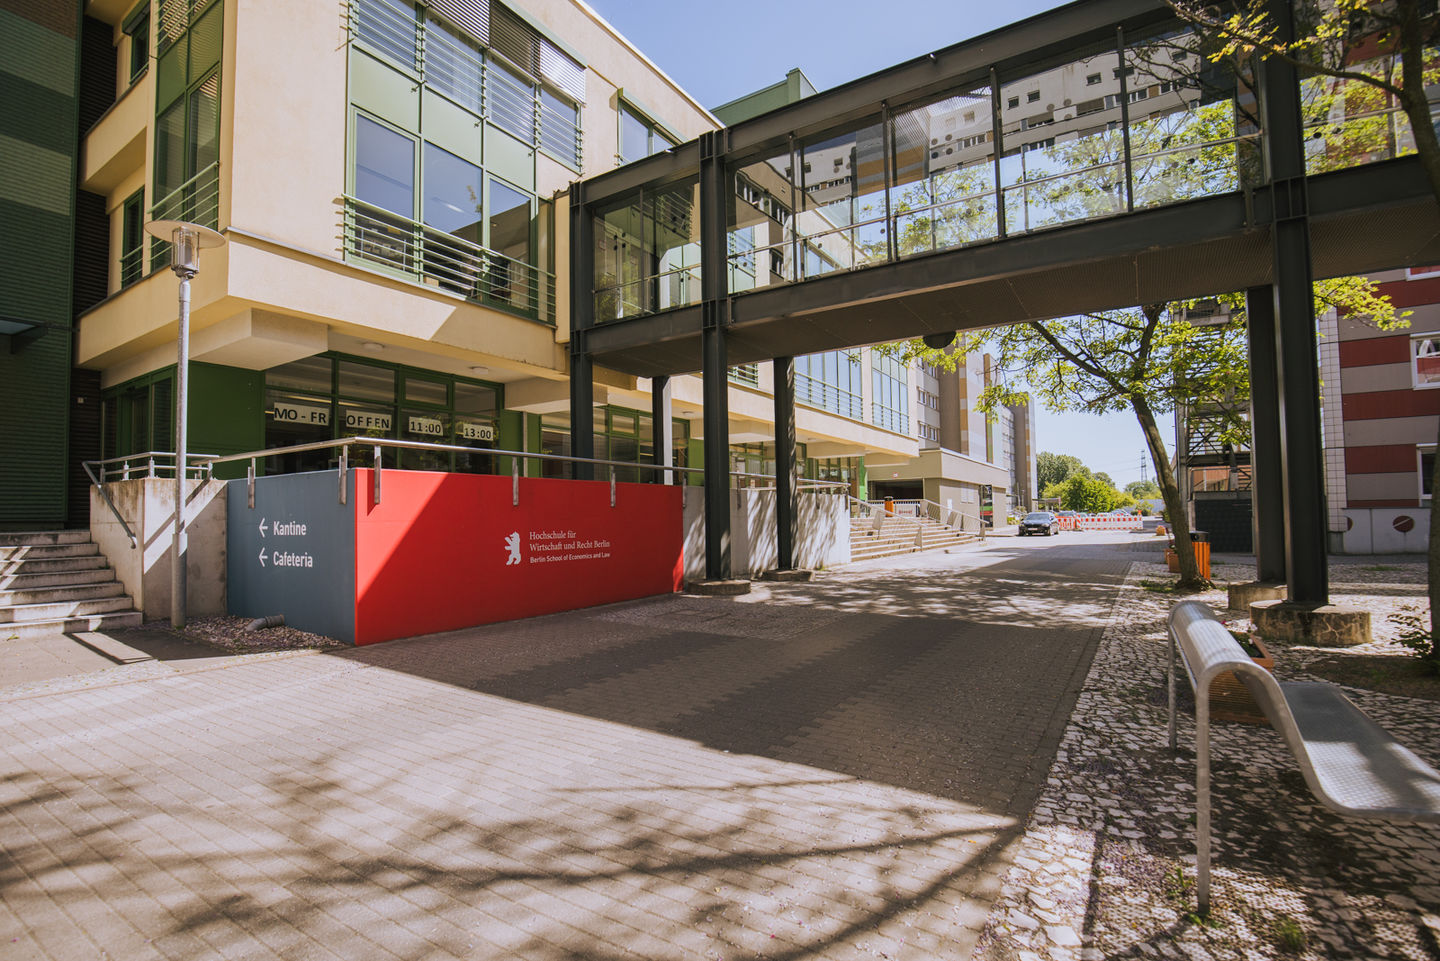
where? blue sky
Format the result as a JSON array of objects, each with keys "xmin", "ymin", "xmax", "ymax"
[{"xmin": 583, "ymin": 0, "xmax": 1175, "ymax": 487}]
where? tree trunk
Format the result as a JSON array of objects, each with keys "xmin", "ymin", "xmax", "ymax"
[{"xmin": 1132, "ymin": 394, "xmax": 1205, "ymax": 587}]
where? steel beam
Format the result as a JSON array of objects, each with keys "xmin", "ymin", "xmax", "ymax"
[
  {"xmin": 773, "ymin": 356, "xmax": 796, "ymax": 571},
  {"xmin": 1263, "ymin": 0, "xmax": 1328, "ymax": 604},
  {"xmin": 651, "ymin": 374, "xmax": 673, "ymax": 484},
  {"xmin": 1245, "ymin": 286, "xmax": 1286, "ymax": 584},
  {"xmin": 568, "ymin": 180, "xmax": 596, "ymax": 479},
  {"xmin": 699, "ymin": 131, "xmax": 732, "ymax": 580}
]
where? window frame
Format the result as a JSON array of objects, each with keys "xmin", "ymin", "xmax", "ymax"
[
  {"xmin": 617, "ymin": 100, "xmax": 678, "ymax": 167},
  {"xmin": 123, "ymin": 1, "xmax": 150, "ymax": 84},
  {"xmin": 1412, "ymin": 333, "xmax": 1440, "ymax": 390},
  {"xmin": 119, "ymin": 189, "xmax": 145, "ymax": 287},
  {"xmin": 1420, "ymin": 445, "xmax": 1435, "ymax": 502}
]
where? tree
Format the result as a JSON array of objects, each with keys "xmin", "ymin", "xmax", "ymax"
[
  {"xmin": 1126, "ymin": 479, "xmax": 1163, "ymax": 500},
  {"xmin": 1037, "ymin": 452, "xmax": 1089, "ymax": 492},
  {"xmin": 972, "ymin": 282, "xmax": 1402, "ymax": 589},
  {"xmin": 1167, "ymin": 0, "xmax": 1440, "ymax": 653},
  {"xmin": 1052, "ymin": 473, "xmax": 1120, "ymax": 513},
  {"xmin": 1095, "ymin": 471, "xmax": 1116, "ymax": 489}
]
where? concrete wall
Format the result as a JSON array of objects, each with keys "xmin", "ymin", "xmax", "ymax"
[
  {"xmin": 681, "ymin": 488, "xmax": 850, "ymax": 579},
  {"xmin": 1337, "ymin": 507, "xmax": 1429, "ymax": 554},
  {"xmin": 91, "ymin": 478, "xmax": 228, "ymax": 618}
]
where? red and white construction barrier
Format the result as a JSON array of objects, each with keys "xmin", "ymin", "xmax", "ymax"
[{"xmin": 1058, "ymin": 514, "xmax": 1144, "ymax": 531}]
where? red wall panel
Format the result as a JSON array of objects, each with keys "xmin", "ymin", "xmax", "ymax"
[
  {"xmin": 1338, "ymin": 334, "xmax": 1408, "ymax": 368},
  {"xmin": 353, "ymin": 470, "xmax": 684, "ymax": 645},
  {"xmin": 1342, "ymin": 388, "xmax": 1440, "ymax": 420},
  {"xmin": 1345, "ymin": 444, "xmax": 1421, "ymax": 474},
  {"xmin": 1378, "ymin": 275, "xmax": 1440, "ymax": 308}
]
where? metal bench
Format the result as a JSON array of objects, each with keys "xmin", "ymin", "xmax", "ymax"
[{"xmin": 1167, "ymin": 600, "xmax": 1440, "ymax": 913}]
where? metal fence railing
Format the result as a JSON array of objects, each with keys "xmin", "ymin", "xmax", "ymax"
[
  {"xmin": 86, "ymin": 440, "xmax": 849, "ymax": 527},
  {"xmin": 149, "ymin": 162, "xmax": 220, "ymax": 266},
  {"xmin": 342, "ymin": 196, "xmax": 556, "ymax": 325}
]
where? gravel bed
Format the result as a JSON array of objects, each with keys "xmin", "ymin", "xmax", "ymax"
[
  {"xmin": 973, "ymin": 558, "xmax": 1440, "ymax": 961},
  {"xmin": 157, "ymin": 615, "xmax": 346, "ymax": 654}
]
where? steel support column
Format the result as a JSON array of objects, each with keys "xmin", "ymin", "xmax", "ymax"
[
  {"xmin": 1245, "ymin": 286, "xmax": 1286, "ymax": 584},
  {"xmin": 699, "ymin": 131, "xmax": 732, "ymax": 579},
  {"xmin": 651, "ymin": 375, "xmax": 672, "ymax": 484},
  {"xmin": 568, "ymin": 181, "xmax": 596, "ymax": 479},
  {"xmin": 1262, "ymin": 0, "xmax": 1328, "ymax": 604},
  {"xmin": 774, "ymin": 356, "xmax": 796, "ymax": 570}
]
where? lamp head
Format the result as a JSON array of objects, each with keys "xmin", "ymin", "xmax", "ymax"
[{"xmin": 143, "ymin": 220, "xmax": 225, "ymax": 279}]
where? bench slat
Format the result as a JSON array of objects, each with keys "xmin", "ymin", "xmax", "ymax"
[{"xmin": 1278, "ymin": 680, "xmax": 1440, "ymax": 820}]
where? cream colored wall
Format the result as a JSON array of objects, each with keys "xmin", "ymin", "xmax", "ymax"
[
  {"xmin": 522, "ymin": 0, "xmax": 717, "ymax": 181},
  {"xmin": 226, "ymin": 0, "xmax": 346, "ymax": 252}
]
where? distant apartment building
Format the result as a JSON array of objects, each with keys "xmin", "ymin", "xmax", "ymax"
[{"xmin": 1320, "ymin": 267, "xmax": 1440, "ymax": 554}]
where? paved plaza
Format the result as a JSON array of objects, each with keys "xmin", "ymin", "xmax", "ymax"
[{"xmin": 2, "ymin": 532, "xmax": 1438, "ymax": 960}]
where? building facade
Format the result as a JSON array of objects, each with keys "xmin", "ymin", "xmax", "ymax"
[
  {"xmin": 4, "ymin": 0, "xmax": 1037, "ymax": 535},
  {"xmin": 1321, "ymin": 267, "xmax": 1440, "ymax": 554}
]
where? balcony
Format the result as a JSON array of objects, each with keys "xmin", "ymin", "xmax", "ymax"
[{"xmin": 342, "ymin": 196, "xmax": 556, "ymax": 326}]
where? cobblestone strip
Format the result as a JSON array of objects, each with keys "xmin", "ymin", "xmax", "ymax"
[{"xmin": 972, "ymin": 559, "xmax": 1440, "ymax": 961}]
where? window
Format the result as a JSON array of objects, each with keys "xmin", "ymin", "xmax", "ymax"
[
  {"xmin": 487, "ymin": 58, "xmax": 535, "ymax": 142},
  {"xmin": 1027, "ymin": 90, "xmax": 1040, "ymax": 103},
  {"xmin": 355, "ymin": 115, "xmax": 415, "ymax": 216},
  {"xmin": 120, "ymin": 190, "xmax": 145, "ymax": 287},
  {"xmin": 422, "ymin": 143, "xmax": 482, "ymax": 239},
  {"xmin": 539, "ymin": 87, "xmax": 581, "ymax": 168},
  {"xmin": 1006, "ymin": 96, "xmax": 1019, "ymax": 109},
  {"xmin": 424, "ymin": 15, "xmax": 483, "ymax": 111},
  {"xmin": 618, "ymin": 103, "xmax": 674, "ymax": 166},
  {"xmin": 871, "ymin": 354, "xmax": 909, "ymax": 434},
  {"xmin": 1086, "ymin": 73, "xmax": 1102, "ymax": 85},
  {"xmin": 123, "ymin": 1, "xmax": 149, "ymax": 83},
  {"xmin": 349, "ymin": 1, "xmax": 584, "ymax": 169},
  {"xmin": 264, "ymin": 354, "xmax": 499, "ymax": 474},
  {"xmin": 353, "ymin": 0, "xmax": 418, "ymax": 72},
  {"xmin": 151, "ymin": 0, "xmax": 222, "ymax": 262},
  {"xmin": 1422, "ymin": 446, "xmax": 1435, "ymax": 500},
  {"xmin": 1414, "ymin": 335, "xmax": 1440, "ymax": 389},
  {"xmin": 486, "ymin": 178, "xmax": 531, "ymax": 304}
]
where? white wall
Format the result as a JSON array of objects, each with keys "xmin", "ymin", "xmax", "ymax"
[
  {"xmin": 681, "ymin": 488, "xmax": 851, "ymax": 579},
  {"xmin": 91, "ymin": 478, "xmax": 228, "ymax": 618},
  {"xmin": 1338, "ymin": 507, "xmax": 1429, "ymax": 554}
]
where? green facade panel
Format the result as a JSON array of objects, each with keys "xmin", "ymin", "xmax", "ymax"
[
  {"xmin": 0, "ymin": 1, "xmax": 78, "ymax": 529},
  {"xmin": 190, "ymin": 363, "xmax": 264, "ymax": 477}
]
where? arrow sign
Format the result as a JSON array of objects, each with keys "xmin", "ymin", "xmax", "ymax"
[
  {"xmin": 258, "ymin": 547, "xmax": 267, "ymax": 567},
  {"xmin": 259, "ymin": 518, "xmax": 268, "ymax": 537}
]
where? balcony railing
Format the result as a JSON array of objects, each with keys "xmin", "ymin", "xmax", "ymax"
[
  {"xmin": 149, "ymin": 162, "xmax": 220, "ymax": 267},
  {"xmin": 796, "ymin": 373, "xmax": 863, "ymax": 420},
  {"xmin": 728, "ymin": 363, "xmax": 760, "ymax": 387},
  {"xmin": 342, "ymin": 196, "xmax": 556, "ymax": 325},
  {"xmin": 119, "ymin": 245, "xmax": 145, "ymax": 288}
]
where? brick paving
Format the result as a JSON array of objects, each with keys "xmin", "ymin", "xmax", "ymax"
[{"xmin": 0, "ymin": 535, "xmax": 1129, "ymax": 961}]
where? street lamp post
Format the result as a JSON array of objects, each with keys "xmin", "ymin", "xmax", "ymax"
[{"xmin": 142, "ymin": 219, "xmax": 226, "ymax": 629}]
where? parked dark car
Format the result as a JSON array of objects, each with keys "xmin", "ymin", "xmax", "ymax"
[{"xmin": 1019, "ymin": 511, "xmax": 1060, "ymax": 536}]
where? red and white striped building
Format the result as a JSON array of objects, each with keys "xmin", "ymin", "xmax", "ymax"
[{"xmin": 1321, "ymin": 267, "xmax": 1440, "ymax": 553}]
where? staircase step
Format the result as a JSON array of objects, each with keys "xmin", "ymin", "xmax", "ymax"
[
  {"xmin": 0, "ymin": 568, "xmax": 117, "ymax": 591},
  {"xmin": 0, "ymin": 611, "xmax": 144, "ymax": 640},
  {"xmin": 0, "ymin": 596, "xmax": 136, "ymax": 624},
  {"xmin": 0, "ymin": 542, "xmax": 100, "ymax": 562},
  {"xmin": 0, "ymin": 582, "xmax": 127, "ymax": 607},
  {"xmin": 0, "ymin": 554, "xmax": 114, "ymax": 577},
  {"xmin": 0, "ymin": 530, "xmax": 92, "ymax": 547}
]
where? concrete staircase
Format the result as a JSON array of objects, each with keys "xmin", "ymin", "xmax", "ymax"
[
  {"xmin": 848, "ymin": 513, "xmax": 981, "ymax": 562},
  {"xmin": 1, "ymin": 531, "xmax": 142, "ymax": 639}
]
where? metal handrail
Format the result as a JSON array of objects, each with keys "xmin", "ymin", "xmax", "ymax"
[
  {"xmin": 87, "ymin": 451, "xmax": 215, "ymax": 482},
  {"xmin": 83, "ymin": 461, "xmax": 138, "ymax": 549},
  {"xmin": 186, "ymin": 437, "xmax": 848, "ymax": 508}
]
